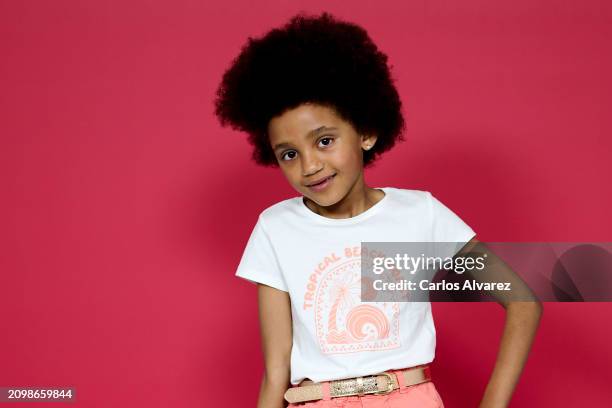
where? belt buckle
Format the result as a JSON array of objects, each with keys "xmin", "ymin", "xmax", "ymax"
[{"xmin": 372, "ymin": 371, "xmax": 395, "ymax": 395}]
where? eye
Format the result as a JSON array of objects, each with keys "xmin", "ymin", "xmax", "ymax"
[
  {"xmin": 279, "ymin": 137, "xmax": 334, "ymax": 161},
  {"xmin": 280, "ymin": 150, "xmax": 297, "ymax": 161},
  {"xmin": 318, "ymin": 137, "xmax": 334, "ymax": 147}
]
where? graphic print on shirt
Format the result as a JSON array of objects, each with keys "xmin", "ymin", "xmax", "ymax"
[{"xmin": 304, "ymin": 247, "xmax": 401, "ymax": 354}]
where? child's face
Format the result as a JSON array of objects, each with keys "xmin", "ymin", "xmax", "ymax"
[{"xmin": 267, "ymin": 103, "xmax": 377, "ymax": 206}]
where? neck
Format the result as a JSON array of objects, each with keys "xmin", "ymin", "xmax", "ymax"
[{"xmin": 304, "ymin": 180, "xmax": 384, "ymax": 219}]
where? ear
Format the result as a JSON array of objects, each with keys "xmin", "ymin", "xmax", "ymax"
[{"xmin": 360, "ymin": 134, "xmax": 378, "ymax": 151}]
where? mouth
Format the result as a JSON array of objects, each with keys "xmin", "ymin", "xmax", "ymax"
[{"xmin": 306, "ymin": 174, "xmax": 336, "ymax": 191}]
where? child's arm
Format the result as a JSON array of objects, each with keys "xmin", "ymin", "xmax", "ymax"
[
  {"xmin": 479, "ymin": 301, "xmax": 542, "ymax": 408},
  {"xmin": 458, "ymin": 238, "xmax": 543, "ymax": 408},
  {"xmin": 256, "ymin": 283, "xmax": 293, "ymax": 408}
]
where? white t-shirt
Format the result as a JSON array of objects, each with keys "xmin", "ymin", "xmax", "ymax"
[{"xmin": 235, "ymin": 187, "xmax": 476, "ymax": 385}]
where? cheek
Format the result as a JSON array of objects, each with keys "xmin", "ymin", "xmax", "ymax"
[
  {"xmin": 280, "ymin": 166, "xmax": 303, "ymax": 185},
  {"xmin": 332, "ymin": 145, "xmax": 363, "ymax": 169}
]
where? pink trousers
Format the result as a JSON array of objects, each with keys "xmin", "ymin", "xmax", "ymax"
[{"xmin": 287, "ymin": 371, "xmax": 445, "ymax": 408}]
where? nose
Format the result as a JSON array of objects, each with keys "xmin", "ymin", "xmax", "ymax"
[{"xmin": 301, "ymin": 151, "xmax": 323, "ymax": 176}]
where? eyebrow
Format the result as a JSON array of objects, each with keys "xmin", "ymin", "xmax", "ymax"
[{"xmin": 272, "ymin": 126, "xmax": 338, "ymax": 152}]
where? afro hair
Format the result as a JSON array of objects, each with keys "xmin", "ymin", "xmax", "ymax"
[{"xmin": 213, "ymin": 11, "xmax": 406, "ymax": 168}]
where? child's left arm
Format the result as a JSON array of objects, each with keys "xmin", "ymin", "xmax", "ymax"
[{"xmin": 458, "ymin": 238, "xmax": 543, "ymax": 408}]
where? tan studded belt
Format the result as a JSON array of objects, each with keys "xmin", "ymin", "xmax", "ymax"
[{"xmin": 284, "ymin": 365, "xmax": 432, "ymax": 404}]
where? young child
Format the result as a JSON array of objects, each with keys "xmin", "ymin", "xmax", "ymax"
[{"xmin": 214, "ymin": 12, "xmax": 541, "ymax": 408}]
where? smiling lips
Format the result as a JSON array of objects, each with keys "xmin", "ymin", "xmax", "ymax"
[
  {"xmin": 306, "ymin": 174, "xmax": 334, "ymax": 186},
  {"xmin": 306, "ymin": 174, "xmax": 336, "ymax": 191}
]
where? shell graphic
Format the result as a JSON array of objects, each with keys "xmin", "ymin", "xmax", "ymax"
[
  {"xmin": 315, "ymin": 258, "xmax": 400, "ymax": 354},
  {"xmin": 346, "ymin": 305, "xmax": 390, "ymax": 341}
]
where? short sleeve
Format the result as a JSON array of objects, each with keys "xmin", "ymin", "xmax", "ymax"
[
  {"xmin": 428, "ymin": 192, "xmax": 477, "ymax": 257},
  {"xmin": 235, "ymin": 215, "xmax": 289, "ymax": 292}
]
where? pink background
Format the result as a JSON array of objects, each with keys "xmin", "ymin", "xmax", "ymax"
[{"xmin": 2, "ymin": 1, "xmax": 611, "ymax": 406}]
